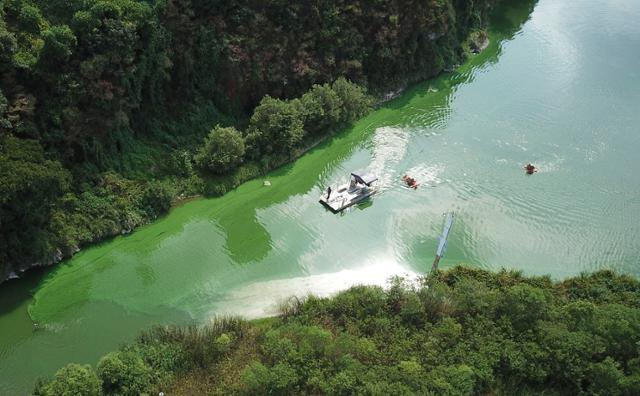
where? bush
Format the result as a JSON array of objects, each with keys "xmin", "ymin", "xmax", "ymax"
[
  {"xmin": 425, "ymin": 365, "xmax": 475, "ymax": 396},
  {"xmin": 194, "ymin": 126, "xmax": 245, "ymax": 174},
  {"xmin": 300, "ymin": 83, "xmax": 343, "ymax": 135},
  {"xmin": 97, "ymin": 350, "xmax": 153, "ymax": 395},
  {"xmin": 242, "ymin": 361, "xmax": 271, "ymax": 394},
  {"xmin": 140, "ymin": 180, "xmax": 174, "ymax": 218},
  {"xmin": 35, "ymin": 363, "xmax": 101, "ymax": 396},
  {"xmin": 242, "ymin": 361, "xmax": 298, "ymax": 394},
  {"xmin": 331, "ymin": 78, "xmax": 373, "ymax": 123},
  {"xmin": 0, "ymin": 89, "xmax": 10, "ymax": 129},
  {"xmin": 501, "ymin": 284, "xmax": 551, "ymax": 331},
  {"xmin": 166, "ymin": 150, "xmax": 194, "ymax": 177},
  {"xmin": 246, "ymin": 96, "xmax": 304, "ymax": 158}
]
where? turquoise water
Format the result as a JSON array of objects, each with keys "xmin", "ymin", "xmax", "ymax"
[{"xmin": 1, "ymin": 0, "xmax": 640, "ymax": 393}]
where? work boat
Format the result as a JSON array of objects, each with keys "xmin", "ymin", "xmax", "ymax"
[{"xmin": 319, "ymin": 172, "xmax": 378, "ymax": 213}]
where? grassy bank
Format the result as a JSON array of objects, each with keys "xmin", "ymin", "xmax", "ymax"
[{"xmin": 35, "ymin": 266, "xmax": 640, "ymax": 395}]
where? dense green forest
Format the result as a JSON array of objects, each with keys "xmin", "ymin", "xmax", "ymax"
[
  {"xmin": 34, "ymin": 266, "xmax": 640, "ymax": 395},
  {"xmin": 0, "ymin": 0, "xmax": 501, "ymax": 282}
]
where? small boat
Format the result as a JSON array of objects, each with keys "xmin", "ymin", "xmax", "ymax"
[
  {"xmin": 319, "ymin": 172, "xmax": 378, "ymax": 213},
  {"xmin": 402, "ymin": 175, "xmax": 418, "ymax": 189}
]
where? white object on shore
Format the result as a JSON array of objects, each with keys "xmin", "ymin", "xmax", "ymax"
[{"xmin": 263, "ymin": 180, "xmax": 271, "ymax": 186}]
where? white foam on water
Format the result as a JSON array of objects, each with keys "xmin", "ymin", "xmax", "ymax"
[
  {"xmin": 368, "ymin": 126, "xmax": 410, "ymax": 190},
  {"xmin": 404, "ymin": 164, "xmax": 445, "ymax": 187},
  {"xmin": 208, "ymin": 255, "xmax": 419, "ymax": 319}
]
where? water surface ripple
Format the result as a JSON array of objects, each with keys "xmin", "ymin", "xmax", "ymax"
[{"xmin": 1, "ymin": 0, "xmax": 640, "ymax": 393}]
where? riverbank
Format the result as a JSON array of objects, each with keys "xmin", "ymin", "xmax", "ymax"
[{"xmin": 33, "ymin": 266, "xmax": 640, "ymax": 395}]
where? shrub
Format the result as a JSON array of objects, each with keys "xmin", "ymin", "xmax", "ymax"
[
  {"xmin": 300, "ymin": 83, "xmax": 343, "ymax": 134},
  {"xmin": 140, "ymin": 180, "xmax": 174, "ymax": 218},
  {"xmin": 242, "ymin": 361, "xmax": 271, "ymax": 394},
  {"xmin": 166, "ymin": 150, "xmax": 194, "ymax": 177},
  {"xmin": 35, "ymin": 363, "xmax": 101, "ymax": 396},
  {"xmin": 194, "ymin": 125, "xmax": 245, "ymax": 174},
  {"xmin": 331, "ymin": 78, "xmax": 373, "ymax": 123},
  {"xmin": 425, "ymin": 365, "xmax": 475, "ymax": 396},
  {"xmin": 97, "ymin": 350, "xmax": 153, "ymax": 395},
  {"xmin": 247, "ymin": 96, "xmax": 304, "ymax": 157},
  {"xmin": 501, "ymin": 284, "xmax": 551, "ymax": 331}
]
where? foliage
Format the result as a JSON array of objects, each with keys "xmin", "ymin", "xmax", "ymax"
[
  {"xmin": 140, "ymin": 180, "xmax": 174, "ymax": 219},
  {"xmin": 245, "ymin": 79, "xmax": 372, "ymax": 160},
  {"xmin": 35, "ymin": 267, "xmax": 640, "ymax": 395},
  {"xmin": 34, "ymin": 363, "xmax": 101, "ymax": 396},
  {"xmin": 194, "ymin": 126, "xmax": 245, "ymax": 174},
  {"xmin": 331, "ymin": 77, "xmax": 374, "ymax": 123},
  {"xmin": 0, "ymin": 136, "xmax": 70, "ymax": 274},
  {"xmin": 246, "ymin": 96, "xmax": 305, "ymax": 158},
  {"xmin": 96, "ymin": 350, "xmax": 153, "ymax": 395}
]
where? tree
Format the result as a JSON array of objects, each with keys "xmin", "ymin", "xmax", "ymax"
[
  {"xmin": 141, "ymin": 180, "xmax": 173, "ymax": 218},
  {"xmin": 194, "ymin": 125, "xmax": 245, "ymax": 174},
  {"xmin": 501, "ymin": 284, "xmax": 551, "ymax": 331},
  {"xmin": 0, "ymin": 29, "xmax": 17, "ymax": 66},
  {"xmin": 247, "ymin": 96, "xmax": 304, "ymax": 157},
  {"xmin": 331, "ymin": 78, "xmax": 373, "ymax": 123},
  {"xmin": 35, "ymin": 363, "xmax": 101, "ymax": 396},
  {"xmin": 0, "ymin": 137, "xmax": 70, "ymax": 276},
  {"xmin": 425, "ymin": 364, "xmax": 475, "ymax": 396},
  {"xmin": 0, "ymin": 89, "xmax": 10, "ymax": 130},
  {"xmin": 587, "ymin": 358, "xmax": 624, "ymax": 396},
  {"xmin": 300, "ymin": 83, "xmax": 343, "ymax": 135},
  {"xmin": 39, "ymin": 25, "xmax": 76, "ymax": 67},
  {"xmin": 97, "ymin": 350, "xmax": 153, "ymax": 395}
]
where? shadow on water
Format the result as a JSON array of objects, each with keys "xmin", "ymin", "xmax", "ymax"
[
  {"xmin": 0, "ymin": 266, "xmax": 48, "ymax": 317},
  {"xmin": 379, "ymin": 0, "xmax": 538, "ymax": 114},
  {"xmin": 492, "ymin": 0, "xmax": 538, "ymax": 37}
]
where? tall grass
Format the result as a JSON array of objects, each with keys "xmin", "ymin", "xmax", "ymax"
[{"xmin": 139, "ymin": 316, "xmax": 248, "ymax": 368}]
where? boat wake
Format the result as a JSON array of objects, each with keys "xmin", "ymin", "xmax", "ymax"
[{"xmin": 368, "ymin": 126, "xmax": 410, "ymax": 191}]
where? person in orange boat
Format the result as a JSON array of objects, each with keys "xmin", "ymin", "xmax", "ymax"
[
  {"xmin": 402, "ymin": 175, "xmax": 418, "ymax": 189},
  {"xmin": 524, "ymin": 163, "xmax": 537, "ymax": 174}
]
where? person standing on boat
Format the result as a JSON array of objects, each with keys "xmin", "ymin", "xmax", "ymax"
[{"xmin": 326, "ymin": 186, "xmax": 332, "ymax": 200}]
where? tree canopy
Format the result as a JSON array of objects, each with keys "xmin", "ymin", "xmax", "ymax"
[{"xmin": 34, "ymin": 267, "xmax": 640, "ymax": 395}]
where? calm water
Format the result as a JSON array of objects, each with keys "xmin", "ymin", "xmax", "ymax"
[{"xmin": 2, "ymin": 0, "xmax": 640, "ymax": 393}]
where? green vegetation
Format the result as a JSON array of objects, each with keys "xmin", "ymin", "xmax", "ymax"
[
  {"xmin": 0, "ymin": 0, "xmax": 502, "ymax": 281},
  {"xmin": 195, "ymin": 126, "xmax": 245, "ymax": 175},
  {"xmin": 34, "ymin": 267, "xmax": 640, "ymax": 395}
]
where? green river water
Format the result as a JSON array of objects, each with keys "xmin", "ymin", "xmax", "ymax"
[{"xmin": 2, "ymin": 0, "xmax": 640, "ymax": 393}]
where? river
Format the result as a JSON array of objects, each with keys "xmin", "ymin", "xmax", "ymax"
[{"xmin": 2, "ymin": 0, "xmax": 640, "ymax": 393}]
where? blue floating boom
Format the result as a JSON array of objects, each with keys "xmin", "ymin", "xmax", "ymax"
[
  {"xmin": 431, "ymin": 212, "xmax": 454, "ymax": 273},
  {"xmin": 436, "ymin": 212, "xmax": 454, "ymax": 257}
]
